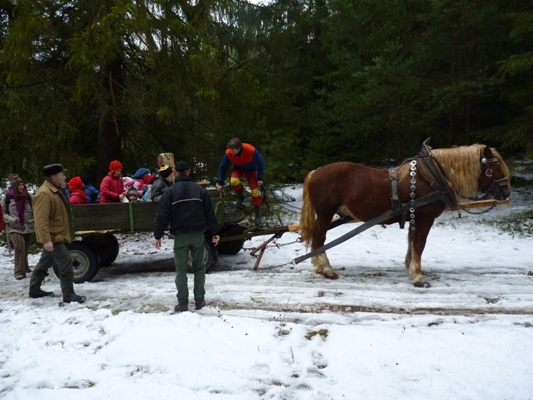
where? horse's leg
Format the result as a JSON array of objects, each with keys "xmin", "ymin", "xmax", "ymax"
[
  {"xmin": 407, "ymin": 217, "xmax": 435, "ymax": 288},
  {"xmin": 311, "ymin": 212, "xmax": 338, "ymax": 279},
  {"xmin": 405, "ymin": 230, "xmax": 413, "ymax": 268}
]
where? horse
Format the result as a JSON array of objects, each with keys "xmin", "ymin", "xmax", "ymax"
[{"xmin": 299, "ymin": 141, "xmax": 511, "ymax": 288}]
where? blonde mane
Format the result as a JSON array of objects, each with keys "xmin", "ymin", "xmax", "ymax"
[
  {"xmin": 431, "ymin": 144, "xmax": 483, "ymax": 199},
  {"xmin": 398, "ymin": 144, "xmax": 491, "ymax": 200}
]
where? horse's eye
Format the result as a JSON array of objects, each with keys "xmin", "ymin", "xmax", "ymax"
[{"xmin": 481, "ymin": 157, "xmax": 488, "ymax": 164}]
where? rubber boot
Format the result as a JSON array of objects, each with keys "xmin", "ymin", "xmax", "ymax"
[
  {"xmin": 235, "ymin": 189, "xmax": 245, "ymax": 209},
  {"xmin": 254, "ymin": 205, "xmax": 263, "ymax": 227},
  {"xmin": 60, "ymin": 279, "xmax": 87, "ymax": 303},
  {"xmin": 29, "ymin": 270, "xmax": 54, "ymax": 298}
]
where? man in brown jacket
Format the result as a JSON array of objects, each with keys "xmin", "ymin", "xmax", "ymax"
[{"xmin": 29, "ymin": 164, "xmax": 87, "ymax": 303}]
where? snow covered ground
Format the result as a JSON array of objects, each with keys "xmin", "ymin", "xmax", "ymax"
[{"xmin": 1, "ymin": 182, "xmax": 532, "ymax": 400}]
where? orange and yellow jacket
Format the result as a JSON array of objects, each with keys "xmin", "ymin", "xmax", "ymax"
[{"xmin": 217, "ymin": 143, "xmax": 265, "ymax": 185}]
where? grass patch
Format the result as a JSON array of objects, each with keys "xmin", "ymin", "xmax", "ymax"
[
  {"xmin": 305, "ymin": 328, "xmax": 329, "ymax": 341},
  {"xmin": 478, "ymin": 209, "xmax": 533, "ymax": 237}
]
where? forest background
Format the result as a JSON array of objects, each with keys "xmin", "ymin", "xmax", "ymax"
[{"xmin": 1, "ymin": 0, "xmax": 532, "ymax": 185}]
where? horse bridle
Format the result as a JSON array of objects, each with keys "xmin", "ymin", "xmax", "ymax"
[{"xmin": 480, "ymin": 156, "xmax": 510, "ymax": 195}]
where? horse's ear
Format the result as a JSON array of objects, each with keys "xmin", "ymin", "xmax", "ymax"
[{"xmin": 481, "ymin": 145, "xmax": 493, "ymax": 159}]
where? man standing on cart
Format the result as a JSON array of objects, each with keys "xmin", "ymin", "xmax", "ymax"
[{"xmin": 217, "ymin": 137, "xmax": 265, "ymax": 227}]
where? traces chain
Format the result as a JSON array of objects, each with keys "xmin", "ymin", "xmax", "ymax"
[
  {"xmin": 242, "ymin": 237, "xmax": 302, "ymax": 271},
  {"xmin": 409, "ymin": 160, "xmax": 417, "ymax": 231}
]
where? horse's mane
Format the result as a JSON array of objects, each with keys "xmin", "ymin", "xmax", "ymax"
[{"xmin": 398, "ymin": 144, "xmax": 487, "ymax": 199}]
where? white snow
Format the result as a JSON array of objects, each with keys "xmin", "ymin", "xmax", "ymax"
[{"xmin": 1, "ymin": 184, "xmax": 532, "ymax": 400}]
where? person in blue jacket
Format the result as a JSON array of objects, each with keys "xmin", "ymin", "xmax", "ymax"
[{"xmin": 81, "ymin": 176, "xmax": 100, "ymax": 203}]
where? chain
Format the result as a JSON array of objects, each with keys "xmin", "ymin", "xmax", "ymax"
[
  {"xmin": 242, "ymin": 237, "xmax": 302, "ymax": 252},
  {"xmin": 241, "ymin": 237, "xmax": 302, "ymax": 271},
  {"xmin": 458, "ymin": 205, "xmax": 496, "ymax": 216},
  {"xmin": 409, "ymin": 160, "xmax": 417, "ymax": 231},
  {"xmin": 255, "ymin": 260, "xmax": 297, "ymax": 271}
]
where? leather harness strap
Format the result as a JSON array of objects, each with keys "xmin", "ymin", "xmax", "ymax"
[
  {"xmin": 389, "ymin": 167, "xmax": 406, "ymax": 228},
  {"xmin": 293, "ymin": 191, "xmax": 443, "ymax": 265},
  {"xmin": 417, "ymin": 139, "xmax": 459, "ymax": 211}
]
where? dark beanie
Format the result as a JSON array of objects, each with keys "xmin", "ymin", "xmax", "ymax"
[
  {"xmin": 175, "ymin": 161, "xmax": 190, "ymax": 172},
  {"xmin": 159, "ymin": 164, "xmax": 173, "ymax": 179}
]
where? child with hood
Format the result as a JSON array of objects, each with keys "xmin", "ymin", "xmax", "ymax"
[
  {"xmin": 100, "ymin": 160, "xmax": 125, "ymax": 203},
  {"xmin": 68, "ymin": 176, "xmax": 89, "ymax": 205}
]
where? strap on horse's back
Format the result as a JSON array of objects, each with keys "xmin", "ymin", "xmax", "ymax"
[
  {"xmin": 389, "ymin": 167, "xmax": 406, "ymax": 228},
  {"xmin": 416, "ymin": 138, "xmax": 459, "ymax": 211}
]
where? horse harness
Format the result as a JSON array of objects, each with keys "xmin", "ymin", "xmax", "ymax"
[
  {"xmin": 293, "ymin": 138, "xmax": 502, "ymax": 266},
  {"xmin": 389, "ymin": 138, "xmax": 458, "ymax": 229}
]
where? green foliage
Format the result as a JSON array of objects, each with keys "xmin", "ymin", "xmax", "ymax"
[{"xmin": 0, "ymin": 0, "xmax": 531, "ymax": 183}]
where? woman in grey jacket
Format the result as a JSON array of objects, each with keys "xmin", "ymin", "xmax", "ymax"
[{"xmin": 3, "ymin": 177, "xmax": 35, "ymax": 280}]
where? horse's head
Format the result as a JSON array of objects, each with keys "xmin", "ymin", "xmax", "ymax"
[{"xmin": 478, "ymin": 146, "xmax": 511, "ymax": 201}]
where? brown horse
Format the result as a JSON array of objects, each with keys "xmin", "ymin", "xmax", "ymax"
[{"xmin": 299, "ymin": 142, "xmax": 511, "ymax": 287}]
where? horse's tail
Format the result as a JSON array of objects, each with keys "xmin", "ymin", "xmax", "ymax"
[{"xmin": 299, "ymin": 170, "xmax": 316, "ymax": 248}]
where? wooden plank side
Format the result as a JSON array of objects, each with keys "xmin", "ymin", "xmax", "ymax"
[
  {"xmin": 71, "ymin": 203, "xmax": 132, "ymax": 231},
  {"xmin": 72, "ymin": 190, "xmax": 226, "ymax": 233}
]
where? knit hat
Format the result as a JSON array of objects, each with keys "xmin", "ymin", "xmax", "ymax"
[
  {"xmin": 109, "ymin": 160, "xmax": 123, "ymax": 173},
  {"xmin": 68, "ymin": 176, "xmax": 83, "ymax": 191},
  {"xmin": 175, "ymin": 161, "xmax": 190, "ymax": 172},
  {"xmin": 8, "ymin": 174, "xmax": 20, "ymax": 187},
  {"xmin": 10, "ymin": 177, "xmax": 24, "ymax": 191},
  {"xmin": 159, "ymin": 164, "xmax": 173, "ymax": 179},
  {"xmin": 133, "ymin": 168, "xmax": 150, "ymax": 180},
  {"xmin": 126, "ymin": 186, "xmax": 139, "ymax": 198}
]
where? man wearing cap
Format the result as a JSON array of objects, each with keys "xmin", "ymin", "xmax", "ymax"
[
  {"xmin": 217, "ymin": 137, "xmax": 265, "ymax": 226},
  {"xmin": 150, "ymin": 164, "xmax": 175, "ymax": 202},
  {"xmin": 29, "ymin": 164, "xmax": 87, "ymax": 303},
  {"xmin": 154, "ymin": 161, "xmax": 220, "ymax": 312}
]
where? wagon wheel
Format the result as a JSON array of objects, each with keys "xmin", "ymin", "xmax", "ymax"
[
  {"xmin": 187, "ymin": 240, "xmax": 218, "ymax": 274},
  {"xmin": 217, "ymin": 224, "xmax": 246, "ymax": 255},
  {"xmin": 53, "ymin": 241, "xmax": 99, "ymax": 283},
  {"xmin": 82, "ymin": 233, "xmax": 120, "ymax": 267}
]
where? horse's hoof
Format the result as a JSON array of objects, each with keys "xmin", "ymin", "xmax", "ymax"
[
  {"xmin": 413, "ymin": 281, "xmax": 430, "ymax": 288},
  {"xmin": 324, "ymin": 272, "xmax": 338, "ymax": 280}
]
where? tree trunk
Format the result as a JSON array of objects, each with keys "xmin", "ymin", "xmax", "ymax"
[{"xmin": 97, "ymin": 57, "xmax": 125, "ymax": 182}]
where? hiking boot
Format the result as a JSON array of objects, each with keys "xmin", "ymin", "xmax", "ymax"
[
  {"xmin": 235, "ymin": 189, "xmax": 245, "ymax": 209},
  {"xmin": 29, "ymin": 289, "xmax": 55, "ymax": 298},
  {"xmin": 195, "ymin": 301, "xmax": 206, "ymax": 310},
  {"xmin": 175, "ymin": 303, "xmax": 189, "ymax": 313},
  {"xmin": 63, "ymin": 294, "xmax": 87, "ymax": 304},
  {"xmin": 15, "ymin": 273, "xmax": 26, "ymax": 280}
]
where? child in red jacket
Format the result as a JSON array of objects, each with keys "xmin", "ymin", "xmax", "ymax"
[{"xmin": 68, "ymin": 176, "xmax": 89, "ymax": 205}]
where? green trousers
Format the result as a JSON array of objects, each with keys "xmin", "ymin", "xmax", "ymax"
[
  {"xmin": 34, "ymin": 242, "xmax": 74, "ymax": 279},
  {"xmin": 173, "ymin": 231, "xmax": 206, "ymax": 306}
]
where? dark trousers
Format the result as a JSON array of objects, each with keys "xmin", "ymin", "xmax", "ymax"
[
  {"xmin": 173, "ymin": 231, "xmax": 205, "ymax": 306},
  {"xmin": 9, "ymin": 232, "xmax": 33, "ymax": 276},
  {"xmin": 34, "ymin": 242, "xmax": 74, "ymax": 279}
]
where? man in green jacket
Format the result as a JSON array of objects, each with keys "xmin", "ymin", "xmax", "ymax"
[{"xmin": 29, "ymin": 164, "xmax": 86, "ymax": 303}]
